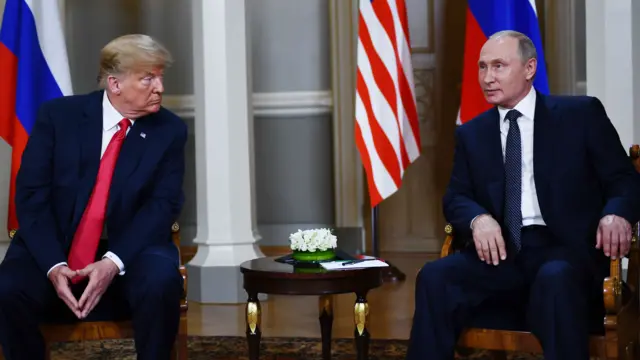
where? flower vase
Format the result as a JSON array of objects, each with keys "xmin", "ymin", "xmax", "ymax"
[{"xmin": 292, "ymin": 249, "xmax": 336, "ymax": 262}]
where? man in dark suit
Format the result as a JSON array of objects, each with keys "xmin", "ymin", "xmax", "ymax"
[
  {"xmin": 406, "ymin": 30, "xmax": 640, "ymax": 360},
  {"xmin": 0, "ymin": 34, "xmax": 186, "ymax": 360}
]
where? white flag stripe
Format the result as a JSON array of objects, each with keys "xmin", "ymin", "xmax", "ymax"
[
  {"xmin": 355, "ymin": 94, "xmax": 399, "ymax": 199},
  {"xmin": 24, "ymin": 0, "xmax": 73, "ymax": 95},
  {"xmin": 357, "ymin": 39, "xmax": 404, "ymax": 171},
  {"xmin": 355, "ymin": 0, "xmax": 421, "ymax": 206}
]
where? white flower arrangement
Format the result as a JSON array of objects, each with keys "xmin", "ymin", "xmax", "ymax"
[{"xmin": 289, "ymin": 228, "xmax": 338, "ymax": 252}]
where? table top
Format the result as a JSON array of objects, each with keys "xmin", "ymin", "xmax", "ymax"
[{"xmin": 240, "ymin": 256, "xmax": 384, "ymax": 296}]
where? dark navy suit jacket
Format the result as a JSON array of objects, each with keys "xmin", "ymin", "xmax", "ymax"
[
  {"xmin": 6, "ymin": 90, "xmax": 187, "ymax": 275},
  {"xmin": 443, "ymin": 91, "xmax": 640, "ymax": 264}
]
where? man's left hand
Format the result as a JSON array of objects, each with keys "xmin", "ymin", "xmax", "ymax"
[
  {"xmin": 76, "ymin": 259, "xmax": 120, "ymax": 319},
  {"xmin": 596, "ymin": 214, "xmax": 633, "ymax": 259}
]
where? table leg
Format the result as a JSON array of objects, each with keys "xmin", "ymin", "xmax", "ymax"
[
  {"xmin": 245, "ymin": 292, "xmax": 261, "ymax": 360},
  {"xmin": 318, "ymin": 295, "xmax": 334, "ymax": 360},
  {"xmin": 354, "ymin": 291, "xmax": 370, "ymax": 360}
]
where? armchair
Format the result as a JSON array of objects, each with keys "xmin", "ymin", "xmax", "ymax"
[
  {"xmin": 3, "ymin": 222, "xmax": 189, "ymax": 360},
  {"xmin": 437, "ymin": 146, "xmax": 640, "ymax": 359}
]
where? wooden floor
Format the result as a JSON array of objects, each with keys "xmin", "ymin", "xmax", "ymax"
[{"xmin": 186, "ymin": 252, "xmax": 437, "ymax": 340}]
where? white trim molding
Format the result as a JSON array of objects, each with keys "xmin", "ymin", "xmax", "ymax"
[
  {"xmin": 163, "ymin": 90, "xmax": 333, "ymax": 119},
  {"xmin": 253, "ymin": 91, "xmax": 333, "ymax": 117}
]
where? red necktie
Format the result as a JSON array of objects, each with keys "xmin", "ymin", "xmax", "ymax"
[{"xmin": 68, "ymin": 118, "xmax": 130, "ymax": 283}]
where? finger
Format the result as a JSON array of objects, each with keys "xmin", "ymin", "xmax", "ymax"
[
  {"xmin": 609, "ymin": 232, "xmax": 620, "ymax": 259},
  {"xmin": 82, "ymin": 294, "xmax": 102, "ymax": 318},
  {"xmin": 481, "ymin": 240, "xmax": 491, "ymax": 265},
  {"xmin": 602, "ymin": 228, "xmax": 612, "ymax": 257},
  {"xmin": 76, "ymin": 266, "xmax": 94, "ymax": 277},
  {"xmin": 596, "ymin": 226, "xmax": 602, "ymax": 249},
  {"xmin": 496, "ymin": 234, "xmax": 507, "ymax": 261},
  {"xmin": 621, "ymin": 232, "xmax": 632, "ymax": 256},
  {"xmin": 474, "ymin": 239, "xmax": 484, "ymax": 261},
  {"xmin": 488, "ymin": 237, "xmax": 499, "ymax": 265},
  {"xmin": 79, "ymin": 278, "xmax": 97, "ymax": 309},
  {"xmin": 57, "ymin": 281, "xmax": 79, "ymax": 309}
]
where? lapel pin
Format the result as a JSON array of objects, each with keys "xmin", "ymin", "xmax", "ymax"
[{"xmin": 140, "ymin": 132, "xmax": 146, "ymax": 139}]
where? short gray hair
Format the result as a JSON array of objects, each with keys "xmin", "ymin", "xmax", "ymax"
[
  {"xmin": 489, "ymin": 30, "xmax": 537, "ymax": 63},
  {"xmin": 97, "ymin": 34, "xmax": 173, "ymax": 88}
]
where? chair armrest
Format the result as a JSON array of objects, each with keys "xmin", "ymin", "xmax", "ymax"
[
  {"xmin": 179, "ymin": 265, "xmax": 188, "ymax": 312},
  {"xmin": 172, "ymin": 222, "xmax": 188, "ymax": 312},
  {"xmin": 441, "ymin": 224, "xmax": 455, "ymax": 258},
  {"xmin": 603, "ymin": 225, "xmax": 639, "ymax": 315}
]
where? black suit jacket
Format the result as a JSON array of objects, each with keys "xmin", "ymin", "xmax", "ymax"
[
  {"xmin": 7, "ymin": 90, "xmax": 187, "ymax": 275},
  {"xmin": 444, "ymin": 91, "xmax": 640, "ymax": 260}
]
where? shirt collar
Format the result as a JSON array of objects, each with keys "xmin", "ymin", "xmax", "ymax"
[
  {"xmin": 497, "ymin": 86, "xmax": 536, "ymax": 125},
  {"xmin": 102, "ymin": 91, "xmax": 134, "ymax": 131}
]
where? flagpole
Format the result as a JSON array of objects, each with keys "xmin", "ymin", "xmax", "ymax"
[{"xmin": 371, "ymin": 205, "xmax": 406, "ymax": 282}]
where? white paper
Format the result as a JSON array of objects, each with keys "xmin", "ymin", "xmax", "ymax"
[{"xmin": 320, "ymin": 259, "xmax": 389, "ymax": 270}]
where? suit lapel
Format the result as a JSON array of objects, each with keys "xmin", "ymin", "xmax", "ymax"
[
  {"xmin": 483, "ymin": 108, "xmax": 506, "ymax": 219},
  {"xmin": 533, "ymin": 91, "xmax": 555, "ymax": 209},
  {"xmin": 72, "ymin": 92, "xmax": 104, "ymax": 229},
  {"xmin": 106, "ymin": 116, "xmax": 152, "ymax": 216}
]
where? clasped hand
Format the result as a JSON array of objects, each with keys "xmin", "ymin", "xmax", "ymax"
[
  {"xmin": 596, "ymin": 214, "xmax": 632, "ymax": 259},
  {"xmin": 47, "ymin": 259, "xmax": 120, "ymax": 319}
]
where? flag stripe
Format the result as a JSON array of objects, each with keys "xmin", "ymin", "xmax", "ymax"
[
  {"xmin": 358, "ymin": 4, "xmax": 405, "ymax": 172},
  {"xmin": 355, "ymin": 0, "xmax": 421, "ymax": 208},
  {"xmin": 0, "ymin": 0, "xmax": 67, "ymax": 134},
  {"xmin": 389, "ymin": 0, "xmax": 421, "ymax": 161},
  {"xmin": 368, "ymin": 0, "xmax": 412, "ymax": 169},
  {"xmin": 0, "ymin": 0, "xmax": 72, "ymax": 231},
  {"xmin": 23, "ymin": 0, "xmax": 73, "ymax": 96}
]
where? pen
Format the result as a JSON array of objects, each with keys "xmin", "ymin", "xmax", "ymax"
[{"xmin": 342, "ymin": 259, "xmax": 372, "ymax": 266}]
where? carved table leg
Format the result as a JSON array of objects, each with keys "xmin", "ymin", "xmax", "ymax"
[
  {"xmin": 354, "ymin": 291, "xmax": 370, "ymax": 360},
  {"xmin": 245, "ymin": 292, "xmax": 262, "ymax": 360},
  {"xmin": 318, "ymin": 295, "xmax": 334, "ymax": 360}
]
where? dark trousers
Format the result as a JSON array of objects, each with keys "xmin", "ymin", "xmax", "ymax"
[
  {"xmin": 0, "ymin": 243, "xmax": 183, "ymax": 360},
  {"xmin": 406, "ymin": 226, "xmax": 595, "ymax": 360}
]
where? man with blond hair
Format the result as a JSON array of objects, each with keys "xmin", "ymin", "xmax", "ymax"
[{"xmin": 0, "ymin": 34, "xmax": 186, "ymax": 360}]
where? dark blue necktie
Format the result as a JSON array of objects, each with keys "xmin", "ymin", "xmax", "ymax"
[{"xmin": 504, "ymin": 109, "xmax": 523, "ymax": 254}]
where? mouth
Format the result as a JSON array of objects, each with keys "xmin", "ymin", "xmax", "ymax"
[{"xmin": 484, "ymin": 89, "xmax": 500, "ymax": 96}]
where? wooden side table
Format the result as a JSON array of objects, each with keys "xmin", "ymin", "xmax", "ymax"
[{"xmin": 239, "ymin": 256, "xmax": 384, "ymax": 360}]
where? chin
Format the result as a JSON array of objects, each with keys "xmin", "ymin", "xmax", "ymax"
[
  {"xmin": 147, "ymin": 104, "xmax": 161, "ymax": 113},
  {"xmin": 484, "ymin": 93, "xmax": 502, "ymax": 105}
]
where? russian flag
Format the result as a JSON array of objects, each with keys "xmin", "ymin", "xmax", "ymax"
[
  {"xmin": 457, "ymin": 0, "xmax": 549, "ymax": 125},
  {"xmin": 0, "ymin": 0, "xmax": 72, "ymax": 232}
]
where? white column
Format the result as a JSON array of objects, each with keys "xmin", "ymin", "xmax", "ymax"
[
  {"xmin": 585, "ymin": 0, "xmax": 640, "ymax": 147},
  {"xmin": 187, "ymin": 0, "xmax": 264, "ymax": 304}
]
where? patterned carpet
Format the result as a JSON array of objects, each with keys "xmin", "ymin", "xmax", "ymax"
[{"xmin": 48, "ymin": 336, "xmax": 543, "ymax": 359}]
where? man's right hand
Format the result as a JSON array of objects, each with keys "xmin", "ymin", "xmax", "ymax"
[
  {"xmin": 48, "ymin": 266, "xmax": 82, "ymax": 318},
  {"xmin": 471, "ymin": 214, "xmax": 507, "ymax": 265}
]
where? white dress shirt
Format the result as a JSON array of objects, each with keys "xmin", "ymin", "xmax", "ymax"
[
  {"xmin": 47, "ymin": 92, "xmax": 131, "ymax": 276},
  {"xmin": 497, "ymin": 86, "xmax": 545, "ymax": 226},
  {"xmin": 471, "ymin": 86, "xmax": 545, "ymax": 229}
]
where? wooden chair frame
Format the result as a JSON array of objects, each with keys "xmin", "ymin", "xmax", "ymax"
[
  {"xmin": 437, "ymin": 146, "xmax": 640, "ymax": 359},
  {"xmin": 2, "ymin": 222, "xmax": 188, "ymax": 360}
]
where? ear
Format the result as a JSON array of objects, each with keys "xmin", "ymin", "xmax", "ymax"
[
  {"xmin": 107, "ymin": 75, "xmax": 121, "ymax": 95},
  {"xmin": 524, "ymin": 58, "xmax": 537, "ymax": 81}
]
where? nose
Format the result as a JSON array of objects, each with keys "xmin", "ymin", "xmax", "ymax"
[
  {"xmin": 153, "ymin": 77, "xmax": 164, "ymax": 93},
  {"xmin": 482, "ymin": 69, "xmax": 494, "ymax": 84}
]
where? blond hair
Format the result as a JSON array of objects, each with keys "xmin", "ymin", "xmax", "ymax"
[{"xmin": 97, "ymin": 34, "xmax": 173, "ymax": 88}]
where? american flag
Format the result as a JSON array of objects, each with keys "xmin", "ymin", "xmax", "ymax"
[{"xmin": 355, "ymin": 0, "xmax": 421, "ymax": 208}]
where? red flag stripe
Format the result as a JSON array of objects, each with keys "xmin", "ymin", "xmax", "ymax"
[{"xmin": 355, "ymin": 0, "xmax": 421, "ymax": 208}]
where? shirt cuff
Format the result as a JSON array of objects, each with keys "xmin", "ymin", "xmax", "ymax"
[
  {"xmin": 47, "ymin": 262, "xmax": 68, "ymax": 277},
  {"xmin": 103, "ymin": 251, "xmax": 126, "ymax": 275}
]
